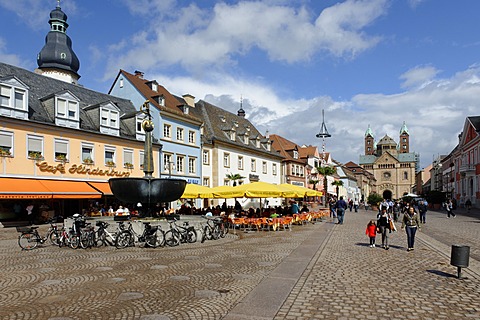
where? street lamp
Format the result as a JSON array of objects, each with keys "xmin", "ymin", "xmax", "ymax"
[{"xmin": 316, "ymin": 109, "xmax": 331, "ymax": 207}]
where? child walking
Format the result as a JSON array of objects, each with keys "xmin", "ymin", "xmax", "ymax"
[{"xmin": 366, "ymin": 220, "xmax": 377, "ymax": 248}]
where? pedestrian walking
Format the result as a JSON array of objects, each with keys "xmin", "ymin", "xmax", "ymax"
[
  {"xmin": 365, "ymin": 220, "xmax": 377, "ymax": 248},
  {"xmin": 354, "ymin": 198, "xmax": 359, "ymax": 212},
  {"xmin": 329, "ymin": 198, "xmax": 336, "ymax": 218},
  {"xmin": 418, "ymin": 200, "xmax": 427, "ymax": 224},
  {"xmin": 401, "ymin": 206, "xmax": 421, "ymax": 251},
  {"xmin": 348, "ymin": 199, "xmax": 353, "ymax": 212},
  {"xmin": 465, "ymin": 199, "xmax": 472, "ymax": 212},
  {"xmin": 445, "ymin": 199, "xmax": 456, "ymax": 218},
  {"xmin": 392, "ymin": 201, "xmax": 401, "ymax": 222},
  {"xmin": 377, "ymin": 207, "xmax": 392, "ymax": 250},
  {"xmin": 335, "ymin": 196, "xmax": 348, "ymax": 225}
]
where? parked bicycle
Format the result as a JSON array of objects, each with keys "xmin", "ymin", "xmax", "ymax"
[
  {"xmin": 17, "ymin": 218, "xmax": 61, "ymax": 250},
  {"xmin": 164, "ymin": 218, "xmax": 197, "ymax": 247},
  {"xmin": 200, "ymin": 216, "xmax": 227, "ymax": 243},
  {"xmin": 95, "ymin": 221, "xmax": 124, "ymax": 247},
  {"xmin": 115, "ymin": 220, "xmax": 164, "ymax": 249}
]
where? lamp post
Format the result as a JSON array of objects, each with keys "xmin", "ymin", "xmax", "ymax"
[{"xmin": 316, "ymin": 109, "xmax": 331, "ymax": 207}]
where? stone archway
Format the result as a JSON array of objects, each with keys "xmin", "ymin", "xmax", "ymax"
[{"xmin": 382, "ymin": 190, "xmax": 392, "ymax": 200}]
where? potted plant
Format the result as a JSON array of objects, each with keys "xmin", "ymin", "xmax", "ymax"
[
  {"xmin": 124, "ymin": 162, "xmax": 134, "ymax": 169},
  {"xmin": 28, "ymin": 151, "xmax": 44, "ymax": 160},
  {"xmin": 83, "ymin": 157, "xmax": 94, "ymax": 165},
  {"xmin": 0, "ymin": 149, "xmax": 11, "ymax": 157},
  {"xmin": 55, "ymin": 154, "xmax": 68, "ymax": 162},
  {"xmin": 105, "ymin": 160, "xmax": 115, "ymax": 167}
]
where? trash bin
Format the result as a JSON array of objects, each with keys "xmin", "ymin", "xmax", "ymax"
[{"xmin": 450, "ymin": 245, "xmax": 470, "ymax": 278}]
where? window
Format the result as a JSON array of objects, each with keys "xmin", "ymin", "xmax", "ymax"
[
  {"xmin": 101, "ymin": 108, "xmax": 119, "ymax": 128},
  {"xmin": 163, "ymin": 124, "xmax": 171, "ymax": 138},
  {"xmin": 229, "ymin": 131, "xmax": 235, "ymax": 141},
  {"xmin": 82, "ymin": 143, "xmax": 94, "ymax": 164},
  {"xmin": 403, "ymin": 171, "xmax": 408, "ymax": 180},
  {"xmin": 104, "ymin": 146, "xmax": 116, "ymax": 166},
  {"xmin": 164, "ymin": 154, "xmax": 174, "ymax": 174},
  {"xmin": 188, "ymin": 131, "xmax": 195, "ymax": 144},
  {"xmin": 27, "ymin": 135, "xmax": 43, "ymax": 159},
  {"xmin": 57, "ymin": 98, "xmax": 78, "ymax": 120},
  {"xmin": 272, "ymin": 164, "xmax": 277, "ymax": 175},
  {"xmin": 176, "ymin": 156, "xmax": 185, "ymax": 173},
  {"xmin": 203, "ymin": 177, "xmax": 210, "ymax": 187},
  {"xmin": 403, "ymin": 138, "xmax": 407, "ymax": 142},
  {"xmin": 203, "ymin": 150, "xmax": 210, "ymax": 165},
  {"xmin": 238, "ymin": 156, "xmax": 244, "ymax": 170},
  {"xmin": 54, "ymin": 139, "xmax": 69, "ymax": 161},
  {"xmin": 123, "ymin": 149, "xmax": 134, "ymax": 168},
  {"xmin": 0, "ymin": 131, "xmax": 13, "ymax": 156},
  {"xmin": 224, "ymin": 153, "xmax": 230, "ymax": 167},
  {"xmin": 176, "ymin": 128, "xmax": 184, "ymax": 141},
  {"xmin": 119, "ymin": 78, "xmax": 124, "ymax": 88},
  {"xmin": 262, "ymin": 161, "xmax": 267, "ymax": 174},
  {"xmin": 188, "ymin": 158, "xmax": 196, "ymax": 174},
  {"xmin": 0, "ymin": 85, "xmax": 26, "ymax": 111},
  {"xmin": 293, "ymin": 150, "xmax": 299, "ymax": 159},
  {"xmin": 251, "ymin": 159, "xmax": 256, "ymax": 172},
  {"xmin": 244, "ymin": 135, "xmax": 249, "ymax": 144},
  {"xmin": 139, "ymin": 150, "xmax": 144, "ymax": 168},
  {"xmin": 136, "ymin": 117, "xmax": 145, "ymax": 134}
]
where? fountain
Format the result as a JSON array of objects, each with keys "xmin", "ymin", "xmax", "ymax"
[{"xmin": 109, "ymin": 101, "xmax": 186, "ymax": 209}]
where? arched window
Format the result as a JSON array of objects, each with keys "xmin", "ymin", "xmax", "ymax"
[{"xmin": 403, "ymin": 171, "xmax": 408, "ymax": 180}]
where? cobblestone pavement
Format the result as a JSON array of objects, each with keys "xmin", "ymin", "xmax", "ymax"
[{"xmin": 0, "ymin": 208, "xmax": 479, "ymax": 320}]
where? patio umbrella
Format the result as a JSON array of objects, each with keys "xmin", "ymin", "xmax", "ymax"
[
  {"xmin": 181, "ymin": 183, "xmax": 214, "ymax": 199},
  {"xmin": 211, "ymin": 185, "xmax": 245, "ymax": 199},
  {"xmin": 280, "ymin": 184, "xmax": 323, "ymax": 197},
  {"xmin": 234, "ymin": 181, "xmax": 286, "ymax": 198}
]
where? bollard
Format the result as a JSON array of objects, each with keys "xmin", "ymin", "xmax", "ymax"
[{"xmin": 450, "ymin": 245, "xmax": 470, "ymax": 279}]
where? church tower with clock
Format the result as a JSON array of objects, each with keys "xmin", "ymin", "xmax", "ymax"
[
  {"xmin": 35, "ymin": 1, "xmax": 80, "ymax": 84},
  {"xmin": 359, "ymin": 122, "xmax": 419, "ymax": 200}
]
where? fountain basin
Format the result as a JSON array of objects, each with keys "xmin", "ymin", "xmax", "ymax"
[{"xmin": 109, "ymin": 178, "xmax": 186, "ymax": 204}]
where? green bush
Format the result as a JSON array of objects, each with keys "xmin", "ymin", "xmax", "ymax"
[{"xmin": 367, "ymin": 193, "xmax": 383, "ymax": 206}]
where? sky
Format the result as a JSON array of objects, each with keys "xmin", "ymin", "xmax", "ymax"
[{"xmin": 1, "ymin": 0, "xmax": 480, "ymax": 170}]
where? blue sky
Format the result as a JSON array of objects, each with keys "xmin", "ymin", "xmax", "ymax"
[{"xmin": 1, "ymin": 0, "xmax": 480, "ymax": 170}]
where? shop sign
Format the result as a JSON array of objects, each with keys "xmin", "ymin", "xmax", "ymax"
[{"xmin": 36, "ymin": 161, "xmax": 130, "ymax": 177}]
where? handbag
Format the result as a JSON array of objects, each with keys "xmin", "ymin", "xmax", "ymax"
[{"xmin": 389, "ymin": 219, "xmax": 397, "ymax": 232}]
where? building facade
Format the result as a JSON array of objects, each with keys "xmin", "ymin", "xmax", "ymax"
[{"xmin": 359, "ymin": 123, "xmax": 417, "ymax": 199}]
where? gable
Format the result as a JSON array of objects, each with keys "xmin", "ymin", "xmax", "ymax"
[{"xmin": 374, "ymin": 151, "xmax": 399, "ymax": 165}]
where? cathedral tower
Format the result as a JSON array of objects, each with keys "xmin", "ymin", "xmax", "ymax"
[
  {"xmin": 364, "ymin": 125, "xmax": 375, "ymax": 155},
  {"xmin": 399, "ymin": 121, "xmax": 409, "ymax": 153}
]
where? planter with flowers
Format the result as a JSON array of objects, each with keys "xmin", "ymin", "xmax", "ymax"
[
  {"xmin": 83, "ymin": 157, "xmax": 94, "ymax": 165},
  {"xmin": 105, "ymin": 160, "xmax": 116, "ymax": 168},
  {"xmin": 0, "ymin": 149, "xmax": 12, "ymax": 157},
  {"xmin": 28, "ymin": 151, "xmax": 44, "ymax": 161},
  {"xmin": 124, "ymin": 162, "xmax": 134, "ymax": 169},
  {"xmin": 55, "ymin": 154, "xmax": 68, "ymax": 162}
]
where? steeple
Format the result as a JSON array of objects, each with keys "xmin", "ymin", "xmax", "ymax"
[
  {"xmin": 364, "ymin": 125, "xmax": 375, "ymax": 155},
  {"xmin": 35, "ymin": 0, "xmax": 80, "ymax": 84},
  {"xmin": 237, "ymin": 95, "xmax": 245, "ymax": 117},
  {"xmin": 399, "ymin": 121, "xmax": 409, "ymax": 135},
  {"xmin": 399, "ymin": 121, "xmax": 410, "ymax": 153}
]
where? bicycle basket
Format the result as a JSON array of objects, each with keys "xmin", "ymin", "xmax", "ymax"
[{"xmin": 16, "ymin": 226, "xmax": 32, "ymax": 233}]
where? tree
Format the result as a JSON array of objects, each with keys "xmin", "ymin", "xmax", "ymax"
[
  {"xmin": 316, "ymin": 165, "xmax": 336, "ymax": 204},
  {"xmin": 225, "ymin": 173, "xmax": 245, "ymax": 186},
  {"xmin": 308, "ymin": 178, "xmax": 320, "ymax": 191},
  {"xmin": 331, "ymin": 180, "xmax": 344, "ymax": 199}
]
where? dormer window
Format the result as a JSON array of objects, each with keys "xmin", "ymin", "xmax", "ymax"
[
  {"xmin": 152, "ymin": 83, "xmax": 158, "ymax": 92},
  {"xmin": 293, "ymin": 150, "xmax": 299, "ymax": 159},
  {"xmin": 54, "ymin": 91, "xmax": 80, "ymax": 129},
  {"xmin": 229, "ymin": 131, "xmax": 236, "ymax": 141},
  {"xmin": 183, "ymin": 105, "xmax": 189, "ymax": 114},
  {"xmin": 256, "ymin": 138, "xmax": 260, "ymax": 148},
  {"xmin": 0, "ymin": 77, "xmax": 29, "ymax": 120},
  {"xmin": 244, "ymin": 135, "xmax": 249, "ymax": 145},
  {"xmin": 101, "ymin": 108, "xmax": 119, "ymax": 129}
]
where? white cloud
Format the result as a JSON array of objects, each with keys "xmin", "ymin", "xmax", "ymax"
[
  {"xmin": 400, "ymin": 65, "xmax": 440, "ymax": 89},
  {"xmin": 0, "ymin": 38, "xmax": 22, "ymax": 67},
  {"xmin": 103, "ymin": 0, "xmax": 388, "ymax": 80}
]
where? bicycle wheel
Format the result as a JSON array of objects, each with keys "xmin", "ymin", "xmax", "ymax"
[
  {"xmin": 186, "ymin": 229, "xmax": 197, "ymax": 243},
  {"xmin": 219, "ymin": 222, "xmax": 228, "ymax": 238},
  {"xmin": 164, "ymin": 230, "xmax": 180, "ymax": 247},
  {"xmin": 115, "ymin": 231, "xmax": 132, "ymax": 249},
  {"xmin": 212, "ymin": 225, "xmax": 221, "ymax": 240},
  {"xmin": 80, "ymin": 232, "xmax": 90, "ymax": 249},
  {"xmin": 154, "ymin": 229, "xmax": 165, "ymax": 247},
  {"xmin": 69, "ymin": 235, "xmax": 80, "ymax": 249},
  {"xmin": 49, "ymin": 230, "xmax": 60, "ymax": 246},
  {"xmin": 18, "ymin": 232, "xmax": 39, "ymax": 250},
  {"xmin": 95, "ymin": 230, "xmax": 107, "ymax": 247},
  {"xmin": 201, "ymin": 226, "xmax": 210, "ymax": 243}
]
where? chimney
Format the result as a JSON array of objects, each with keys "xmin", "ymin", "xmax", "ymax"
[
  {"xmin": 134, "ymin": 70, "xmax": 144, "ymax": 78},
  {"xmin": 182, "ymin": 94, "xmax": 195, "ymax": 107}
]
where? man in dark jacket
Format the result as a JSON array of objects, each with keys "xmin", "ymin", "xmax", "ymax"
[{"xmin": 335, "ymin": 196, "xmax": 348, "ymax": 224}]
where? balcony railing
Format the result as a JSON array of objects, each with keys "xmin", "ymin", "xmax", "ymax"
[{"xmin": 459, "ymin": 164, "xmax": 475, "ymax": 173}]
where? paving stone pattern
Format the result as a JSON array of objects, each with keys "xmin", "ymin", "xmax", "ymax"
[{"xmin": 0, "ymin": 208, "xmax": 479, "ymax": 320}]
